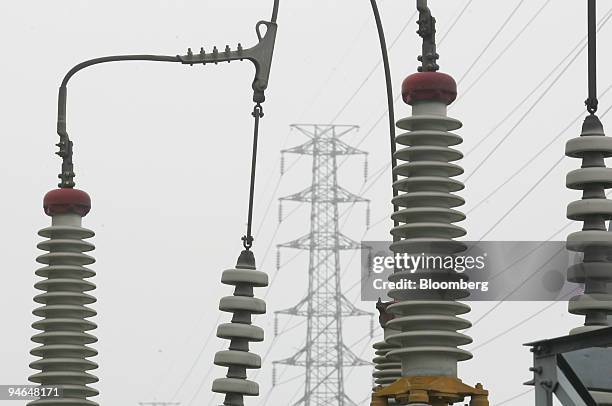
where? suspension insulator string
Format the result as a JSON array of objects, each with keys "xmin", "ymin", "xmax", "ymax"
[{"xmin": 563, "ymin": 0, "xmax": 612, "ymax": 338}]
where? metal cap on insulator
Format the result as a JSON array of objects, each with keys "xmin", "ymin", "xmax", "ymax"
[
  {"xmin": 236, "ymin": 249, "xmax": 256, "ymax": 269},
  {"xmin": 43, "ymin": 188, "xmax": 91, "ymax": 217},
  {"xmin": 581, "ymin": 113, "xmax": 605, "ymax": 136},
  {"xmin": 401, "ymin": 71, "xmax": 457, "ymax": 105}
]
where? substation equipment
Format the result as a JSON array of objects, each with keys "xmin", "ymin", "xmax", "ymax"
[
  {"xmin": 25, "ymin": 1, "xmax": 612, "ymax": 406},
  {"xmin": 525, "ymin": 1, "xmax": 612, "ymax": 405},
  {"xmin": 27, "ymin": 2, "xmax": 279, "ymax": 406},
  {"xmin": 368, "ymin": 1, "xmax": 489, "ymax": 405}
]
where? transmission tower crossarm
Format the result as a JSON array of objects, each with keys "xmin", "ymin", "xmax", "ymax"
[
  {"xmin": 275, "ymin": 296, "xmax": 310, "ymax": 316},
  {"xmin": 277, "ymin": 232, "xmax": 362, "ymax": 251},
  {"xmin": 273, "ymin": 347, "xmax": 307, "ymax": 366},
  {"xmin": 341, "ymin": 344, "xmax": 373, "ymax": 367},
  {"xmin": 339, "ymin": 293, "xmax": 374, "ymax": 317},
  {"xmin": 280, "ymin": 185, "xmax": 368, "ymax": 203},
  {"xmin": 282, "ymin": 138, "xmax": 367, "ymax": 156},
  {"xmin": 289, "ymin": 124, "xmax": 359, "ymax": 138}
]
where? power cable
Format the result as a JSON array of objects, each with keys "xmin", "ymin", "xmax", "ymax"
[
  {"xmin": 468, "ymin": 82, "xmax": 612, "ymax": 217},
  {"xmin": 467, "ymin": 290, "xmax": 576, "ymax": 353},
  {"xmin": 463, "ymin": 6, "xmax": 612, "ymax": 178},
  {"xmin": 457, "ymin": 0, "xmax": 553, "ymax": 103},
  {"xmin": 477, "ymin": 102, "xmax": 612, "ymax": 240},
  {"xmin": 456, "ymin": 0, "xmax": 527, "ymax": 85},
  {"xmin": 438, "ymin": 0, "xmax": 475, "ymax": 46},
  {"xmin": 494, "ymin": 388, "xmax": 535, "ymax": 405}
]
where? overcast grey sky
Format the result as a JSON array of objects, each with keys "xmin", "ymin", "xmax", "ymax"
[{"xmin": 1, "ymin": 1, "xmax": 611, "ymax": 405}]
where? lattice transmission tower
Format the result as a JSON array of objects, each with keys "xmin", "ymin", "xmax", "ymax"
[{"xmin": 273, "ymin": 124, "xmax": 373, "ymax": 406}]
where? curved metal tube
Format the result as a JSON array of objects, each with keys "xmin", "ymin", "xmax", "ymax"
[
  {"xmin": 55, "ymin": 6, "xmax": 280, "ymax": 189},
  {"xmin": 369, "ymin": 0, "xmax": 399, "ymax": 235},
  {"xmin": 56, "ymin": 55, "xmax": 182, "ymax": 188}
]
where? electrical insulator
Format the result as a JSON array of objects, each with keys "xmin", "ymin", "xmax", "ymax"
[
  {"xmin": 274, "ymin": 313, "xmax": 279, "ymax": 337},
  {"xmin": 385, "ymin": 72, "xmax": 472, "ymax": 378},
  {"xmin": 272, "ymin": 364, "xmax": 277, "ymax": 386},
  {"xmin": 280, "ymin": 154, "xmax": 285, "ymax": 175},
  {"xmin": 372, "ymin": 339, "xmax": 402, "ymax": 392},
  {"xmin": 29, "ymin": 189, "xmax": 99, "ymax": 406},
  {"xmin": 212, "ymin": 250, "xmax": 268, "ymax": 406},
  {"xmin": 366, "ymin": 203, "xmax": 371, "ymax": 229},
  {"xmin": 278, "ymin": 202, "xmax": 283, "ymax": 224},
  {"xmin": 364, "ymin": 157, "xmax": 369, "ymax": 183},
  {"xmin": 372, "ymin": 301, "xmax": 401, "ymax": 403},
  {"xmin": 565, "ymin": 114, "xmax": 612, "ymax": 334},
  {"xmin": 276, "ymin": 249, "xmax": 281, "ymax": 271}
]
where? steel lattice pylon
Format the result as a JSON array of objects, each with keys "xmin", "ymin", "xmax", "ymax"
[{"xmin": 274, "ymin": 124, "xmax": 372, "ymax": 406}]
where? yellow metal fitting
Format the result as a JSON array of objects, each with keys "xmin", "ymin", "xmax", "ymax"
[
  {"xmin": 408, "ymin": 389, "xmax": 429, "ymax": 404},
  {"xmin": 469, "ymin": 383, "xmax": 489, "ymax": 406},
  {"xmin": 370, "ymin": 376, "xmax": 489, "ymax": 406},
  {"xmin": 370, "ymin": 391, "xmax": 389, "ymax": 406}
]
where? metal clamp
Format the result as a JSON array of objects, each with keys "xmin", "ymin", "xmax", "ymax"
[
  {"xmin": 416, "ymin": 0, "xmax": 439, "ymax": 72},
  {"xmin": 178, "ymin": 20, "xmax": 278, "ymax": 103}
]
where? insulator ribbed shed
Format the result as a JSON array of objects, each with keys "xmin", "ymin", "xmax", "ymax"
[
  {"xmin": 565, "ymin": 114, "xmax": 612, "ymax": 334},
  {"xmin": 372, "ymin": 300, "xmax": 401, "ymax": 397},
  {"xmin": 373, "ymin": 337, "xmax": 401, "ymax": 388},
  {"xmin": 386, "ymin": 72, "xmax": 473, "ymax": 378},
  {"xmin": 212, "ymin": 250, "xmax": 268, "ymax": 406},
  {"xmin": 29, "ymin": 189, "xmax": 99, "ymax": 406}
]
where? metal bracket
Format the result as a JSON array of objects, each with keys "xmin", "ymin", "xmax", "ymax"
[
  {"xmin": 370, "ymin": 376, "xmax": 489, "ymax": 406},
  {"xmin": 525, "ymin": 327, "xmax": 612, "ymax": 406},
  {"xmin": 178, "ymin": 20, "xmax": 278, "ymax": 103}
]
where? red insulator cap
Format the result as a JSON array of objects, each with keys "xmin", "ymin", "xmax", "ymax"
[
  {"xmin": 43, "ymin": 188, "xmax": 91, "ymax": 217},
  {"xmin": 402, "ymin": 71, "xmax": 457, "ymax": 105}
]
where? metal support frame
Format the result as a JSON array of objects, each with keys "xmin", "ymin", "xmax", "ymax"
[
  {"xmin": 31, "ymin": 4, "xmax": 280, "ymax": 406},
  {"xmin": 525, "ymin": 327, "xmax": 612, "ymax": 406}
]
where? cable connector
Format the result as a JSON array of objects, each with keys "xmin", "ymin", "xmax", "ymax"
[
  {"xmin": 178, "ymin": 20, "xmax": 278, "ymax": 103},
  {"xmin": 416, "ymin": 0, "xmax": 439, "ymax": 72}
]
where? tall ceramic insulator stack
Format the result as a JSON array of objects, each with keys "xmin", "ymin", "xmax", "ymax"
[
  {"xmin": 386, "ymin": 72, "xmax": 473, "ymax": 378},
  {"xmin": 29, "ymin": 188, "xmax": 99, "ymax": 406}
]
